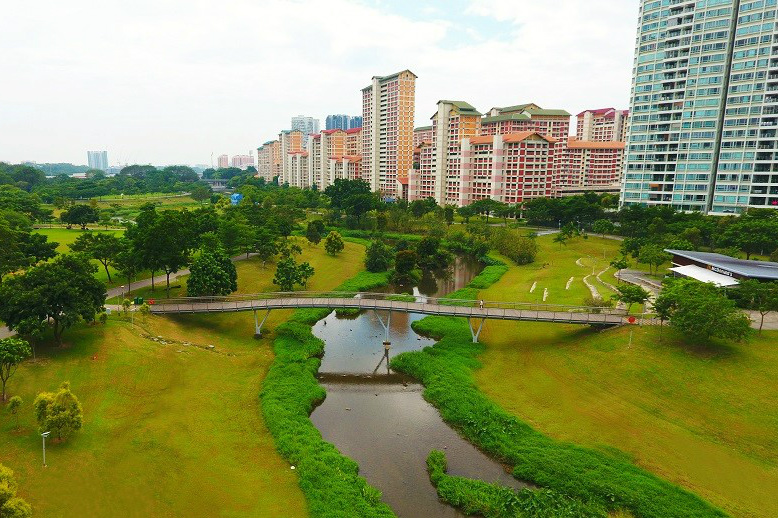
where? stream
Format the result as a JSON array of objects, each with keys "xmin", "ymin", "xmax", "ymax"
[{"xmin": 310, "ymin": 257, "xmax": 525, "ymax": 517}]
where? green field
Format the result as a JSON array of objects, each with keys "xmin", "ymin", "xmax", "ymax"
[
  {"xmin": 0, "ymin": 241, "xmax": 366, "ymax": 517},
  {"xmin": 475, "ymin": 237, "xmax": 778, "ymax": 518}
]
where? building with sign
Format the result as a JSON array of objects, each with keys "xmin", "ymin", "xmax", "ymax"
[{"xmin": 666, "ymin": 250, "xmax": 778, "ymax": 287}]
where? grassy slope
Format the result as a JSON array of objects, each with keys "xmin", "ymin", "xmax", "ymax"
[
  {"xmin": 0, "ymin": 241, "xmax": 365, "ymax": 518},
  {"xmin": 475, "ymin": 238, "xmax": 778, "ymax": 518}
]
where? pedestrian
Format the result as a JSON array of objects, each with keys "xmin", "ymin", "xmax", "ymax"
[{"xmin": 479, "ymin": 300, "xmax": 484, "ymax": 309}]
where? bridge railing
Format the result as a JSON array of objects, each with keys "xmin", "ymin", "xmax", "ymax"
[{"xmin": 147, "ymin": 291, "xmax": 627, "ymax": 317}]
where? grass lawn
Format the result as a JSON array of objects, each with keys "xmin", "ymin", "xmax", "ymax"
[
  {"xmin": 0, "ymin": 241, "xmax": 366, "ymax": 517},
  {"xmin": 474, "ymin": 241, "xmax": 778, "ymax": 518},
  {"xmin": 33, "ymin": 227, "xmax": 137, "ymax": 288},
  {"xmin": 491, "ymin": 234, "xmax": 622, "ymax": 306}
]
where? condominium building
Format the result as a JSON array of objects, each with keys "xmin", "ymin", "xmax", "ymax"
[
  {"xmin": 481, "ymin": 103, "xmax": 571, "ymax": 140},
  {"xmin": 325, "ymin": 114, "xmax": 363, "ymax": 130},
  {"xmin": 286, "ymin": 151, "xmax": 309, "ymax": 188},
  {"xmin": 559, "ymin": 139, "xmax": 625, "ymax": 195},
  {"xmin": 576, "ymin": 108, "xmax": 629, "ymax": 142},
  {"xmin": 87, "ymin": 150, "xmax": 108, "ymax": 171},
  {"xmin": 361, "ymin": 69, "xmax": 417, "ymax": 197},
  {"xmin": 217, "ymin": 154, "xmax": 229, "ymax": 169},
  {"xmin": 231, "ymin": 154, "xmax": 255, "ymax": 169},
  {"xmin": 623, "ymin": 0, "xmax": 778, "ymax": 214},
  {"xmin": 345, "ymin": 127, "xmax": 361, "ymax": 155},
  {"xmin": 413, "ymin": 126, "xmax": 433, "ymax": 147},
  {"xmin": 280, "ymin": 130, "xmax": 304, "ymax": 184},
  {"xmin": 291, "ymin": 115, "xmax": 320, "ymax": 145},
  {"xmin": 257, "ymin": 140, "xmax": 281, "ymax": 181},
  {"xmin": 408, "ymin": 100, "xmax": 481, "ymax": 204}
]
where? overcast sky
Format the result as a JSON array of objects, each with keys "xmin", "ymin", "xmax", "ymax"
[{"xmin": 0, "ymin": 0, "xmax": 639, "ymax": 167}]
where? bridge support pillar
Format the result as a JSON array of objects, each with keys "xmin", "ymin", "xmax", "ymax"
[
  {"xmin": 373, "ymin": 310, "xmax": 392, "ymax": 342},
  {"xmin": 254, "ymin": 309, "xmax": 272, "ymax": 338},
  {"xmin": 468, "ymin": 317, "xmax": 486, "ymax": 343}
]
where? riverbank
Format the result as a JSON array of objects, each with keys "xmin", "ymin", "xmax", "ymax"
[{"xmin": 391, "ymin": 257, "xmax": 726, "ymax": 518}]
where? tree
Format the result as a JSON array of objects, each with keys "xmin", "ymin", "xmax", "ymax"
[
  {"xmin": 719, "ymin": 219, "xmax": 778, "ymax": 259},
  {"xmin": 113, "ymin": 239, "xmax": 142, "ymax": 292},
  {"xmin": 34, "ymin": 381, "xmax": 83, "ymax": 441},
  {"xmin": 272, "ymin": 256, "xmax": 313, "ymax": 292},
  {"xmin": 186, "ymin": 248, "xmax": 238, "ymax": 297},
  {"xmin": 735, "ymin": 280, "xmax": 778, "ymax": 333},
  {"xmin": 457, "ymin": 205, "xmax": 475, "ymax": 224},
  {"xmin": 7, "ymin": 396, "xmax": 22, "ymax": 429},
  {"xmin": 305, "ymin": 221, "xmax": 322, "ymax": 246},
  {"xmin": 0, "ymin": 339, "xmax": 31, "ymax": 401},
  {"xmin": 655, "ymin": 279, "xmax": 751, "ymax": 342},
  {"xmin": 652, "ymin": 292, "xmax": 675, "ymax": 342},
  {"xmin": 609, "ymin": 256, "xmax": 629, "ymax": 283},
  {"xmin": 297, "ymin": 261, "xmax": 314, "ymax": 288},
  {"xmin": 60, "ymin": 204, "xmax": 100, "ymax": 229},
  {"xmin": 638, "ymin": 244, "xmax": 670, "ymax": 276},
  {"xmin": 154, "ymin": 211, "xmax": 191, "ymax": 297},
  {"xmin": 0, "ymin": 464, "xmax": 32, "ymax": 518},
  {"xmin": 190, "ymin": 184, "xmax": 212, "ymax": 203},
  {"xmin": 592, "ymin": 219, "xmax": 615, "ymax": 237},
  {"xmin": 254, "ymin": 229, "xmax": 278, "ymax": 266},
  {"xmin": 324, "ymin": 231, "xmax": 344, "ymax": 256},
  {"xmin": 443, "ymin": 205, "xmax": 455, "ymax": 226},
  {"xmin": 0, "ymin": 254, "xmax": 106, "ymax": 344},
  {"xmin": 69, "ymin": 232, "xmax": 120, "ymax": 282},
  {"xmin": 365, "ymin": 241, "xmax": 392, "ymax": 272},
  {"xmin": 613, "ymin": 284, "xmax": 650, "ymax": 313},
  {"xmin": 394, "ymin": 249, "xmax": 418, "ymax": 277}
]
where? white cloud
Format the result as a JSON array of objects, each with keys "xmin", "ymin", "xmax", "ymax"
[{"xmin": 0, "ymin": 0, "xmax": 639, "ymax": 165}]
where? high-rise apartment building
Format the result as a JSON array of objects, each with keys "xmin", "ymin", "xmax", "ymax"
[
  {"xmin": 257, "ymin": 140, "xmax": 281, "ymax": 181},
  {"xmin": 87, "ymin": 150, "xmax": 108, "ymax": 171},
  {"xmin": 325, "ymin": 114, "xmax": 363, "ymax": 131},
  {"xmin": 217, "ymin": 154, "xmax": 229, "ymax": 169},
  {"xmin": 231, "ymin": 153, "xmax": 255, "ymax": 169},
  {"xmin": 291, "ymin": 115, "xmax": 320, "ymax": 145},
  {"xmin": 361, "ymin": 69, "xmax": 417, "ymax": 197},
  {"xmin": 559, "ymin": 139, "xmax": 625, "ymax": 195},
  {"xmin": 481, "ymin": 104, "xmax": 571, "ymax": 140},
  {"xmin": 413, "ymin": 126, "xmax": 434, "ymax": 147},
  {"xmin": 576, "ymin": 108, "xmax": 629, "ymax": 142},
  {"xmin": 280, "ymin": 129, "xmax": 304, "ymax": 184},
  {"xmin": 623, "ymin": 0, "xmax": 778, "ymax": 214}
]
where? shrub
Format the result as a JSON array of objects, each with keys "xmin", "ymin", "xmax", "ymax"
[{"xmin": 34, "ymin": 381, "xmax": 83, "ymax": 441}]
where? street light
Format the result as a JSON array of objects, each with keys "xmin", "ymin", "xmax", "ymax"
[{"xmin": 41, "ymin": 431, "xmax": 50, "ymax": 467}]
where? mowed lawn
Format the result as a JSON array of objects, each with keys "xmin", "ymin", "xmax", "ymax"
[
  {"xmin": 0, "ymin": 241, "xmax": 366, "ymax": 518},
  {"xmin": 33, "ymin": 227, "xmax": 131, "ymax": 288},
  {"xmin": 475, "ymin": 237, "xmax": 778, "ymax": 518}
]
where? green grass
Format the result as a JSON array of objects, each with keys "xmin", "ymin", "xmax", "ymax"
[
  {"xmin": 390, "ymin": 256, "xmax": 726, "ymax": 518},
  {"xmin": 0, "ymin": 242, "xmax": 367, "ymax": 517}
]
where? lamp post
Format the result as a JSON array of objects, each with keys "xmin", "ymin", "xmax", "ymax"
[{"xmin": 41, "ymin": 431, "xmax": 50, "ymax": 467}]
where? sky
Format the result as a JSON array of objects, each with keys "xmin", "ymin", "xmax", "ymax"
[{"xmin": 0, "ymin": 0, "xmax": 640, "ymax": 167}]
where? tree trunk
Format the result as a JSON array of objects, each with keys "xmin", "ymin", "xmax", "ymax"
[
  {"xmin": 760, "ymin": 312, "xmax": 766, "ymax": 334},
  {"xmin": 53, "ymin": 320, "xmax": 62, "ymax": 345},
  {"xmin": 166, "ymin": 271, "xmax": 171, "ymax": 298},
  {"xmin": 151, "ymin": 270, "xmax": 156, "ymax": 291},
  {"xmin": 103, "ymin": 261, "xmax": 112, "ymax": 282},
  {"xmin": 1, "ymin": 378, "xmax": 6, "ymax": 401}
]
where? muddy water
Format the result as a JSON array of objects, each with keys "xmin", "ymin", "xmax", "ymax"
[{"xmin": 310, "ymin": 257, "xmax": 526, "ymax": 517}]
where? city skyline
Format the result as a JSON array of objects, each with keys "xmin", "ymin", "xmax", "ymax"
[{"xmin": 2, "ymin": 0, "xmax": 638, "ymax": 165}]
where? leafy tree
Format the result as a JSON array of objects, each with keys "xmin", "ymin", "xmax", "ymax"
[
  {"xmin": 609, "ymin": 256, "xmax": 629, "ymax": 283},
  {"xmin": 69, "ymin": 232, "xmax": 120, "ymax": 282},
  {"xmin": 0, "ymin": 339, "xmax": 31, "ymax": 401},
  {"xmin": 7, "ymin": 396, "xmax": 22, "ymax": 429},
  {"xmin": 154, "ymin": 211, "xmax": 192, "ymax": 296},
  {"xmin": 0, "ymin": 215, "xmax": 58, "ymax": 282},
  {"xmin": 306, "ymin": 221, "xmax": 322, "ymax": 246},
  {"xmin": 113, "ymin": 239, "xmax": 142, "ymax": 292},
  {"xmin": 186, "ymin": 248, "xmax": 238, "ymax": 297},
  {"xmin": 553, "ymin": 232, "xmax": 568, "ymax": 248},
  {"xmin": 365, "ymin": 241, "xmax": 392, "ymax": 272},
  {"xmin": 324, "ymin": 231, "xmax": 344, "ymax": 256},
  {"xmin": 592, "ymin": 219, "xmax": 615, "ymax": 237},
  {"xmin": 735, "ymin": 280, "xmax": 778, "ymax": 333},
  {"xmin": 254, "ymin": 228, "xmax": 278, "ymax": 266},
  {"xmin": 0, "ymin": 464, "xmax": 32, "ymax": 518},
  {"xmin": 655, "ymin": 279, "xmax": 751, "ymax": 342},
  {"xmin": 719, "ymin": 219, "xmax": 778, "ymax": 259},
  {"xmin": 653, "ymin": 291, "xmax": 675, "ymax": 342},
  {"xmin": 0, "ymin": 254, "xmax": 106, "ymax": 344},
  {"xmin": 273, "ymin": 256, "xmax": 313, "ymax": 291},
  {"xmin": 60, "ymin": 204, "xmax": 100, "ymax": 229},
  {"xmin": 297, "ymin": 261, "xmax": 314, "ymax": 288},
  {"xmin": 443, "ymin": 205, "xmax": 455, "ymax": 226},
  {"xmin": 324, "ymin": 179, "xmax": 371, "ymax": 209},
  {"xmin": 190, "ymin": 183, "xmax": 212, "ymax": 203},
  {"xmin": 613, "ymin": 284, "xmax": 651, "ymax": 313},
  {"xmin": 638, "ymin": 244, "xmax": 670, "ymax": 275},
  {"xmin": 457, "ymin": 205, "xmax": 475, "ymax": 224},
  {"xmin": 394, "ymin": 249, "xmax": 418, "ymax": 276},
  {"xmin": 34, "ymin": 381, "xmax": 83, "ymax": 441}
]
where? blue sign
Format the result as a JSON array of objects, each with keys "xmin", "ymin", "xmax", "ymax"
[{"xmin": 230, "ymin": 193, "xmax": 244, "ymax": 205}]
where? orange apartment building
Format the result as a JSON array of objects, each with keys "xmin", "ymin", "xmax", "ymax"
[
  {"xmin": 280, "ymin": 129, "xmax": 304, "ymax": 185},
  {"xmin": 362, "ymin": 69, "xmax": 416, "ymax": 198},
  {"xmin": 257, "ymin": 140, "xmax": 281, "ymax": 182}
]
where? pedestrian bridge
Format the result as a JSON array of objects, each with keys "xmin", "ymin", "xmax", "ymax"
[{"xmin": 147, "ymin": 292, "xmax": 627, "ymax": 342}]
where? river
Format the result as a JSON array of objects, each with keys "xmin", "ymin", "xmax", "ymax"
[{"xmin": 310, "ymin": 257, "xmax": 525, "ymax": 517}]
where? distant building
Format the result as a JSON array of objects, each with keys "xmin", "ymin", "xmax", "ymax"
[
  {"xmin": 325, "ymin": 114, "xmax": 363, "ymax": 131},
  {"xmin": 280, "ymin": 130, "xmax": 305, "ymax": 184},
  {"xmin": 576, "ymin": 108, "xmax": 628, "ymax": 142},
  {"xmin": 413, "ymin": 126, "xmax": 433, "ymax": 148},
  {"xmin": 362, "ymin": 69, "xmax": 417, "ymax": 197},
  {"xmin": 231, "ymin": 154, "xmax": 255, "ymax": 169},
  {"xmin": 558, "ymin": 138, "xmax": 625, "ymax": 196},
  {"xmin": 217, "ymin": 154, "xmax": 229, "ymax": 168},
  {"xmin": 666, "ymin": 250, "xmax": 778, "ymax": 287},
  {"xmin": 291, "ymin": 115, "xmax": 320, "ymax": 145},
  {"xmin": 87, "ymin": 151, "xmax": 108, "ymax": 171}
]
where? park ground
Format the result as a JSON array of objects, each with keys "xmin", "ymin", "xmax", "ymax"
[
  {"xmin": 0, "ymin": 240, "xmax": 365, "ymax": 518},
  {"xmin": 476, "ymin": 235, "xmax": 778, "ymax": 518}
]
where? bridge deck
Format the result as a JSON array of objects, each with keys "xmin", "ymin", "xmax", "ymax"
[{"xmin": 147, "ymin": 293, "xmax": 626, "ymax": 326}]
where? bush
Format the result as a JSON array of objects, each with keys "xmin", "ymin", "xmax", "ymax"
[
  {"xmin": 34, "ymin": 381, "xmax": 83, "ymax": 441},
  {"xmin": 490, "ymin": 228, "xmax": 538, "ymax": 265},
  {"xmin": 365, "ymin": 241, "xmax": 392, "ymax": 273}
]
